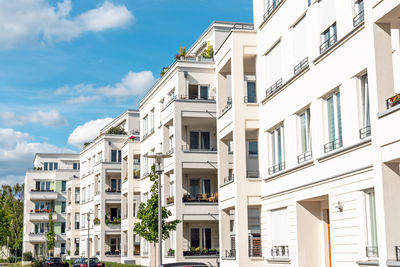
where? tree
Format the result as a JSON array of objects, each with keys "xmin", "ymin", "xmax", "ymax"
[
  {"xmin": 134, "ymin": 165, "xmax": 181, "ymax": 265},
  {"xmin": 106, "ymin": 126, "xmax": 127, "ymax": 135},
  {"xmin": 46, "ymin": 212, "xmax": 56, "ymax": 256}
]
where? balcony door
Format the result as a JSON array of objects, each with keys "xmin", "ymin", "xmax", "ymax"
[{"xmin": 247, "ymin": 81, "xmax": 256, "ymax": 103}]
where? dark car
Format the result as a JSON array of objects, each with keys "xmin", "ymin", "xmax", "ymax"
[
  {"xmin": 43, "ymin": 257, "xmax": 66, "ymax": 267},
  {"xmin": 71, "ymin": 257, "xmax": 104, "ymax": 267},
  {"xmin": 159, "ymin": 263, "xmax": 208, "ymax": 267}
]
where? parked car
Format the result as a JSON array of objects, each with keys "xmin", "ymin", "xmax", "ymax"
[
  {"xmin": 43, "ymin": 257, "xmax": 66, "ymax": 267},
  {"xmin": 159, "ymin": 263, "xmax": 208, "ymax": 267},
  {"xmin": 71, "ymin": 257, "xmax": 104, "ymax": 267}
]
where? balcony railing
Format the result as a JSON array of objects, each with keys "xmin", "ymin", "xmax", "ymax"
[
  {"xmin": 366, "ymin": 246, "xmax": 378, "ymax": 258},
  {"xmin": 182, "ymin": 145, "xmax": 217, "ymax": 152},
  {"xmin": 324, "ymin": 138, "xmax": 343, "ymax": 153},
  {"xmin": 263, "ymin": 0, "xmax": 282, "ymax": 21},
  {"xmin": 386, "ymin": 93, "xmax": 400, "ymax": 109},
  {"xmin": 353, "ymin": 10, "xmax": 364, "ymax": 28},
  {"xmin": 225, "ymin": 249, "xmax": 236, "ymax": 258},
  {"xmin": 265, "ymin": 78, "xmax": 283, "ymax": 98},
  {"xmin": 223, "ymin": 174, "xmax": 234, "ymax": 184},
  {"xmin": 177, "ymin": 56, "xmax": 214, "ymax": 63},
  {"xmin": 246, "ymin": 170, "xmax": 259, "ymax": 178},
  {"xmin": 297, "ymin": 151, "xmax": 312, "ymax": 164},
  {"xmin": 183, "ymin": 249, "xmax": 219, "ymax": 257},
  {"xmin": 271, "ymin": 246, "xmax": 289, "ymax": 257},
  {"xmin": 182, "ymin": 192, "xmax": 218, "ymax": 203},
  {"xmin": 268, "ymin": 162, "xmax": 285, "ymax": 175},
  {"xmin": 244, "ymin": 96, "xmax": 257, "ymax": 103},
  {"xmin": 233, "ymin": 23, "xmax": 254, "ymax": 30},
  {"xmin": 293, "ymin": 57, "xmax": 308, "ymax": 75},
  {"xmin": 221, "ymin": 97, "xmax": 233, "ymax": 114},
  {"xmin": 249, "ymin": 248, "xmax": 262, "ymax": 257},
  {"xmin": 359, "ymin": 125, "xmax": 371, "ymax": 139},
  {"xmin": 395, "ymin": 246, "xmax": 400, "ymax": 261},
  {"xmin": 178, "ymin": 95, "xmax": 216, "ymax": 101},
  {"xmin": 320, "ymin": 34, "xmax": 337, "ymax": 54}
]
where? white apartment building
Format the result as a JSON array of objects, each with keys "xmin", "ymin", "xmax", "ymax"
[
  {"xmin": 250, "ymin": 0, "xmax": 400, "ymax": 267},
  {"xmin": 66, "ymin": 110, "xmax": 140, "ymax": 263},
  {"xmin": 23, "ymin": 153, "xmax": 80, "ymax": 258}
]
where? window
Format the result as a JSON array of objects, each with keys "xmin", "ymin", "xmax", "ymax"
[
  {"xmin": 202, "ymin": 179, "xmax": 211, "ymax": 196},
  {"xmin": 265, "ymin": 41, "xmax": 282, "ymax": 91},
  {"xmin": 248, "ymin": 141, "xmax": 258, "ymax": 157},
  {"xmin": 111, "ymin": 150, "xmax": 121, "ymax": 162},
  {"xmin": 190, "ymin": 228, "xmax": 200, "ymax": 248},
  {"xmin": 190, "ymin": 179, "xmax": 200, "ymax": 199},
  {"xmin": 169, "ymin": 181, "xmax": 174, "ymax": 198},
  {"xmin": 75, "ymin": 188, "xmax": 80, "ymax": 203},
  {"xmin": 170, "ymin": 231, "xmax": 175, "ymax": 250},
  {"xmin": 82, "ymin": 187, "xmax": 86, "ymax": 203},
  {"xmin": 73, "ymin": 163, "xmax": 80, "ymax": 170},
  {"xmin": 325, "ymin": 91, "xmax": 342, "ymax": 152},
  {"xmin": 264, "ymin": 0, "xmax": 281, "ymax": 18},
  {"xmin": 44, "ymin": 162, "xmax": 58, "ymax": 171},
  {"xmin": 159, "ymin": 98, "xmax": 164, "ymax": 124},
  {"xmin": 359, "ymin": 74, "xmax": 371, "ymax": 138},
  {"xmin": 36, "ymin": 181, "xmax": 51, "ymax": 191},
  {"xmin": 298, "ymin": 108, "xmax": 312, "ymax": 163},
  {"xmin": 75, "ymin": 213, "xmax": 80, "ymax": 229},
  {"xmin": 61, "ymin": 222, "xmax": 66, "ymax": 234},
  {"xmin": 61, "ymin": 181, "xmax": 66, "ymax": 192},
  {"xmin": 202, "ymin": 228, "xmax": 212, "ymax": 249},
  {"xmin": 143, "ymin": 115, "xmax": 148, "ymax": 135},
  {"xmin": 248, "ymin": 208, "xmax": 262, "ymax": 257},
  {"xmin": 354, "ymin": 0, "xmax": 364, "ymax": 27},
  {"xmin": 111, "ymin": 179, "xmax": 121, "ymax": 191},
  {"xmin": 188, "ymin": 85, "xmax": 209, "ymax": 100},
  {"xmin": 168, "ymin": 89, "xmax": 175, "ymax": 102},
  {"xmin": 269, "ymin": 125, "xmax": 285, "ymax": 174},
  {"xmin": 364, "ymin": 189, "xmax": 378, "ymax": 257},
  {"xmin": 320, "ymin": 23, "xmax": 337, "ymax": 54},
  {"xmin": 61, "ymin": 202, "xmax": 66, "ymax": 213},
  {"xmin": 61, "ymin": 243, "xmax": 66, "ymax": 254},
  {"xmin": 189, "ymin": 131, "xmax": 210, "ymax": 150},
  {"xmin": 246, "ymin": 81, "xmax": 257, "ymax": 103},
  {"xmin": 34, "ymin": 223, "xmax": 49, "ymax": 233},
  {"xmin": 35, "ymin": 201, "xmax": 51, "ymax": 211},
  {"xmin": 150, "ymin": 108, "xmax": 155, "ymax": 131},
  {"xmin": 88, "ymin": 185, "xmax": 91, "ymax": 199},
  {"xmin": 143, "ymin": 239, "xmax": 149, "ymax": 256},
  {"xmin": 270, "ymin": 208, "xmax": 289, "ymax": 257},
  {"xmin": 293, "ymin": 16, "xmax": 308, "ymax": 74}
]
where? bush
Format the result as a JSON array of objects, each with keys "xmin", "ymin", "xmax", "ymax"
[
  {"xmin": 106, "ymin": 127, "xmax": 127, "ymax": 135},
  {"xmin": 31, "ymin": 259, "xmax": 44, "ymax": 267},
  {"xmin": 8, "ymin": 256, "xmax": 22, "ymax": 263},
  {"xmin": 23, "ymin": 252, "xmax": 33, "ymax": 261}
]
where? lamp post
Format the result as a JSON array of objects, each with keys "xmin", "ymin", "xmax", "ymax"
[
  {"xmin": 87, "ymin": 210, "xmax": 93, "ymax": 267},
  {"xmin": 144, "ymin": 152, "xmax": 171, "ymax": 267}
]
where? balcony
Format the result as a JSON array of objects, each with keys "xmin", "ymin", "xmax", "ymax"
[
  {"xmin": 246, "ymin": 170, "xmax": 259, "ymax": 179},
  {"xmin": 265, "ymin": 78, "xmax": 283, "ymax": 98},
  {"xmin": 223, "ymin": 174, "xmax": 234, "ymax": 184},
  {"xmin": 30, "ymin": 190, "xmax": 58, "ymax": 200},
  {"xmin": 244, "ymin": 96, "xmax": 257, "ymax": 103},
  {"xmin": 320, "ymin": 34, "xmax": 337, "ymax": 54},
  {"xmin": 353, "ymin": 10, "xmax": 364, "ymax": 28},
  {"xmin": 182, "ymin": 193, "xmax": 218, "ymax": 203},
  {"xmin": 359, "ymin": 125, "xmax": 371, "ymax": 139},
  {"xmin": 297, "ymin": 151, "xmax": 312, "ymax": 164},
  {"xmin": 181, "ymin": 145, "xmax": 217, "ymax": 153},
  {"xmin": 293, "ymin": 57, "xmax": 308, "ymax": 75},
  {"xmin": 366, "ymin": 246, "xmax": 378, "ymax": 258},
  {"xmin": 268, "ymin": 162, "xmax": 285, "ymax": 175},
  {"xmin": 271, "ymin": 245, "xmax": 289, "ymax": 258},
  {"xmin": 183, "ymin": 249, "xmax": 219, "ymax": 257},
  {"xmin": 386, "ymin": 93, "xmax": 400, "ymax": 109},
  {"xmin": 178, "ymin": 95, "xmax": 216, "ymax": 101},
  {"xmin": 177, "ymin": 56, "xmax": 214, "ymax": 63},
  {"xmin": 29, "ymin": 212, "xmax": 58, "ymax": 222},
  {"xmin": 222, "ymin": 249, "xmax": 236, "ymax": 260},
  {"xmin": 28, "ymin": 233, "xmax": 46, "ymax": 242},
  {"xmin": 324, "ymin": 138, "xmax": 343, "ymax": 153}
]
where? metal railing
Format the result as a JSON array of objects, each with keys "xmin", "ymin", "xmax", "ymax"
[
  {"xmin": 225, "ymin": 249, "xmax": 236, "ymax": 258},
  {"xmin": 249, "ymin": 248, "xmax": 262, "ymax": 257},
  {"xmin": 221, "ymin": 97, "xmax": 233, "ymax": 114},
  {"xmin": 353, "ymin": 10, "xmax": 364, "ymax": 28},
  {"xmin": 182, "ymin": 145, "xmax": 217, "ymax": 152},
  {"xmin": 223, "ymin": 174, "xmax": 234, "ymax": 184},
  {"xmin": 178, "ymin": 94, "xmax": 216, "ymax": 101},
  {"xmin": 293, "ymin": 57, "xmax": 308, "ymax": 75},
  {"xmin": 320, "ymin": 34, "xmax": 337, "ymax": 54},
  {"xmin": 265, "ymin": 78, "xmax": 283, "ymax": 98},
  {"xmin": 244, "ymin": 96, "xmax": 257, "ymax": 103},
  {"xmin": 395, "ymin": 246, "xmax": 400, "ymax": 261},
  {"xmin": 366, "ymin": 246, "xmax": 378, "ymax": 258},
  {"xmin": 167, "ymin": 148, "xmax": 174, "ymax": 155},
  {"xmin": 297, "ymin": 151, "xmax": 312, "ymax": 164},
  {"xmin": 233, "ymin": 23, "xmax": 254, "ymax": 30},
  {"xmin": 268, "ymin": 162, "xmax": 285, "ymax": 175},
  {"xmin": 324, "ymin": 138, "xmax": 343, "ymax": 153},
  {"xmin": 359, "ymin": 125, "xmax": 371, "ymax": 139},
  {"xmin": 271, "ymin": 246, "xmax": 289, "ymax": 257},
  {"xmin": 386, "ymin": 93, "xmax": 400, "ymax": 109},
  {"xmin": 247, "ymin": 170, "xmax": 259, "ymax": 178},
  {"xmin": 263, "ymin": 0, "xmax": 282, "ymax": 20}
]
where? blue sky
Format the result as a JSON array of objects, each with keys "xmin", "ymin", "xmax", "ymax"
[{"xmin": 0, "ymin": 0, "xmax": 253, "ymax": 185}]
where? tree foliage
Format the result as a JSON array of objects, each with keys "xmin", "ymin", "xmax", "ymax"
[
  {"xmin": 134, "ymin": 165, "xmax": 181, "ymax": 244},
  {"xmin": 202, "ymin": 43, "xmax": 214, "ymax": 59},
  {"xmin": 106, "ymin": 126, "xmax": 127, "ymax": 135},
  {"xmin": 46, "ymin": 212, "xmax": 56, "ymax": 255},
  {"xmin": 0, "ymin": 184, "xmax": 24, "ymax": 256}
]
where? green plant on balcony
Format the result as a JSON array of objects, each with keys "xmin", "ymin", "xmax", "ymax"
[
  {"xmin": 175, "ymin": 46, "xmax": 187, "ymax": 60},
  {"xmin": 166, "ymin": 196, "xmax": 174, "ymax": 205},
  {"xmin": 160, "ymin": 67, "xmax": 169, "ymax": 78},
  {"xmin": 134, "ymin": 169, "xmax": 140, "ymax": 178},
  {"xmin": 107, "ymin": 126, "xmax": 127, "ymax": 135},
  {"xmin": 112, "ymin": 217, "xmax": 121, "ymax": 224},
  {"xmin": 93, "ymin": 218, "xmax": 100, "ymax": 225},
  {"xmin": 167, "ymin": 248, "xmax": 175, "ymax": 256},
  {"xmin": 83, "ymin": 142, "xmax": 91, "ymax": 147},
  {"xmin": 202, "ymin": 42, "xmax": 214, "ymax": 59}
]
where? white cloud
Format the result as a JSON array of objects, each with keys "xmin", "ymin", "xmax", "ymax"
[
  {"xmin": 0, "ymin": 128, "xmax": 75, "ymax": 185},
  {"xmin": 0, "ymin": 0, "xmax": 134, "ymax": 49},
  {"xmin": 0, "ymin": 110, "xmax": 67, "ymax": 127},
  {"xmin": 61, "ymin": 70, "xmax": 156, "ymax": 103},
  {"xmin": 67, "ymin": 117, "xmax": 113, "ymax": 148}
]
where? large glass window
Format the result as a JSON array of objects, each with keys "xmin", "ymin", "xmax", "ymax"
[
  {"xmin": 73, "ymin": 163, "xmax": 80, "ymax": 170},
  {"xmin": 190, "ymin": 228, "xmax": 200, "ymax": 248},
  {"xmin": 189, "ymin": 131, "xmax": 210, "ymax": 150},
  {"xmin": 61, "ymin": 181, "xmax": 66, "ymax": 192},
  {"xmin": 360, "ymin": 74, "xmax": 370, "ymax": 139},
  {"xmin": 202, "ymin": 179, "xmax": 211, "ymax": 196},
  {"xmin": 247, "ymin": 81, "xmax": 257, "ymax": 103},
  {"xmin": 265, "ymin": 41, "xmax": 282, "ymax": 89},
  {"xmin": 325, "ymin": 91, "xmax": 342, "ymax": 151},
  {"xmin": 365, "ymin": 189, "xmax": 378, "ymax": 257},
  {"xmin": 248, "ymin": 141, "xmax": 258, "ymax": 156},
  {"xmin": 299, "ymin": 109, "xmax": 311, "ymax": 154},
  {"xmin": 111, "ymin": 150, "xmax": 121, "ymax": 162},
  {"xmin": 189, "ymin": 85, "xmax": 209, "ymax": 100},
  {"xmin": 61, "ymin": 202, "xmax": 66, "ymax": 213},
  {"xmin": 202, "ymin": 228, "xmax": 212, "ymax": 249},
  {"xmin": 190, "ymin": 179, "xmax": 200, "ymax": 200},
  {"xmin": 320, "ymin": 23, "xmax": 337, "ymax": 53},
  {"xmin": 270, "ymin": 125, "xmax": 285, "ymax": 167}
]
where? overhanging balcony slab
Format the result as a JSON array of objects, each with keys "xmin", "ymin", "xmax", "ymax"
[{"xmin": 30, "ymin": 191, "xmax": 58, "ymax": 200}]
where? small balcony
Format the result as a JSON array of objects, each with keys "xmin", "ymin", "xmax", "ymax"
[
  {"xmin": 30, "ymin": 190, "xmax": 58, "ymax": 200},
  {"xmin": 324, "ymin": 138, "xmax": 343, "ymax": 153},
  {"xmin": 178, "ymin": 94, "xmax": 216, "ymax": 101},
  {"xmin": 386, "ymin": 93, "xmax": 400, "ymax": 109},
  {"xmin": 353, "ymin": 10, "xmax": 364, "ymax": 28},
  {"xmin": 182, "ymin": 192, "xmax": 218, "ymax": 203},
  {"xmin": 320, "ymin": 34, "xmax": 337, "ymax": 54},
  {"xmin": 271, "ymin": 245, "xmax": 289, "ymax": 258},
  {"xmin": 297, "ymin": 151, "xmax": 312, "ymax": 164},
  {"xmin": 293, "ymin": 57, "xmax": 308, "ymax": 75},
  {"xmin": 223, "ymin": 174, "xmax": 234, "ymax": 184},
  {"xmin": 29, "ymin": 212, "xmax": 58, "ymax": 222},
  {"xmin": 222, "ymin": 249, "xmax": 236, "ymax": 260},
  {"xmin": 359, "ymin": 125, "xmax": 371, "ymax": 139},
  {"xmin": 28, "ymin": 233, "xmax": 46, "ymax": 242},
  {"xmin": 181, "ymin": 145, "xmax": 217, "ymax": 153},
  {"xmin": 268, "ymin": 162, "xmax": 285, "ymax": 175},
  {"xmin": 263, "ymin": 0, "xmax": 282, "ymax": 21},
  {"xmin": 244, "ymin": 96, "xmax": 257, "ymax": 103},
  {"xmin": 183, "ymin": 248, "xmax": 219, "ymax": 257}
]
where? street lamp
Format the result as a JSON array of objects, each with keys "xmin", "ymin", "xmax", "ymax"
[
  {"xmin": 144, "ymin": 152, "xmax": 171, "ymax": 266},
  {"xmin": 86, "ymin": 210, "xmax": 93, "ymax": 267}
]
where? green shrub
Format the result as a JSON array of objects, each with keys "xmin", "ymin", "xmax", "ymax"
[
  {"xmin": 106, "ymin": 127, "xmax": 127, "ymax": 135},
  {"xmin": 31, "ymin": 259, "xmax": 44, "ymax": 267},
  {"xmin": 23, "ymin": 252, "xmax": 33, "ymax": 261},
  {"xmin": 8, "ymin": 256, "xmax": 22, "ymax": 263}
]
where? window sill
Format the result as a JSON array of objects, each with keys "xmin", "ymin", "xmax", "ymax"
[
  {"xmin": 317, "ymin": 137, "xmax": 371, "ymax": 163},
  {"xmin": 266, "ymin": 257, "xmax": 290, "ymax": 263},
  {"xmin": 356, "ymin": 260, "xmax": 379, "ymax": 266},
  {"xmin": 221, "ymin": 256, "xmax": 236, "ymax": 260},
  {"xmin": 387, "ymin": 260, "xmax": 400, "ymax": 266}
]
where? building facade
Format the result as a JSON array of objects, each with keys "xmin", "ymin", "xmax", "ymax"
[{"xmin": 23, "ymin": 153, "xmax": 80, "ymax": 258}]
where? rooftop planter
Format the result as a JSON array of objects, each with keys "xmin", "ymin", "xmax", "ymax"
[
  {"xmin": 93, "ymin": 218, "xmax": 100, "ymax": 225},
  {"xmin": 175, "ymin": 46, "xmax": 187, "ymax": 60}
]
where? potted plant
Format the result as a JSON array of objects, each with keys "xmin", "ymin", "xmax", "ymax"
[
  {"xmin": 182, "ymin": 193, "xmax": 190, "ymax": 202},
  {"xmin": 93, "ymin": 218, "xmax": 100, "ymax": 225},
  {"xmin": 175, "ymin": 46, "xmax": 187, "ymax": 60},
  {"xmin": 167, "ymin": 248, "xmax": 175, "ymax": 256},
  {"xmin": 202, "ymin": 42, "xmax": 214, "ymax": 59},
  {"xmin": 160, "ymin": 67, "xmax": 169, "ymax": 78},
  {"xmin": 166, "ymin": 196, "xmax": 174, "ymax": 205}
]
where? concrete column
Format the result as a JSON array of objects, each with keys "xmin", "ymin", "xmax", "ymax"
[
  {"xmin": 219, "ymin": 209, "xmax": 231, "ymax": 257},
  {"xmin": 217, "ymin": 72, "xmax": 228, "ymax": 115}
]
